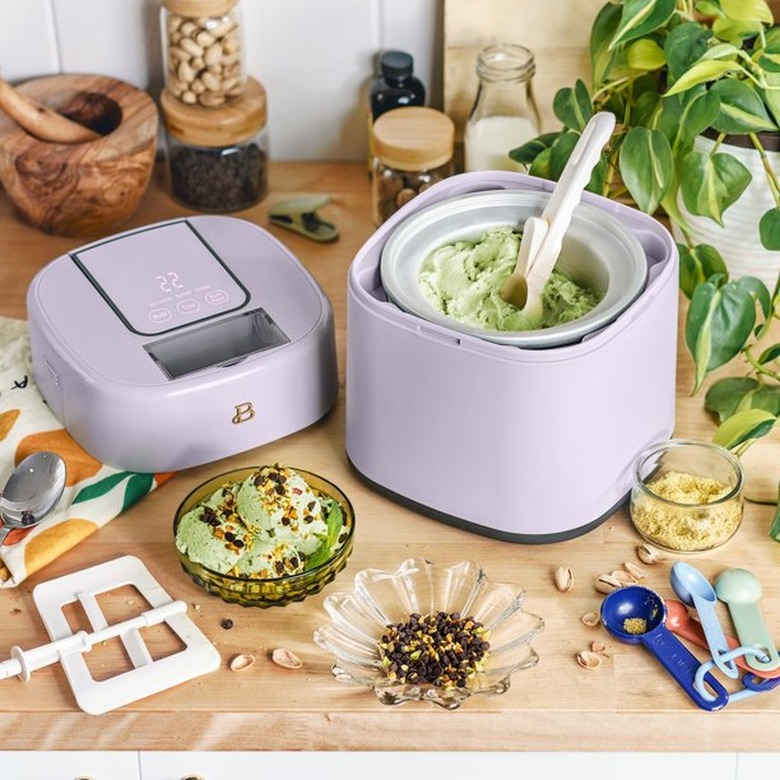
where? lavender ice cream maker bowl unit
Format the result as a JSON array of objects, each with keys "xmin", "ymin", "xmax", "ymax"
[
  {"xmin": 26, "ymin": 217, "xmax": 338, "ymax": 473},
  {"xmin": 346, "ymin": 171, "xmax": 678, "ymax": 542}
]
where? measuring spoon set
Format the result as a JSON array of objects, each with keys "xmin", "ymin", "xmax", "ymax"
[{"xmin": 600, "ymin": 563, "xmax": 780, "ymax": 711}]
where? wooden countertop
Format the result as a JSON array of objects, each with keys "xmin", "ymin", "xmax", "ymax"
[{"xmin": 0, "ymin": 162, "xmax": 778, "ymax": 753}]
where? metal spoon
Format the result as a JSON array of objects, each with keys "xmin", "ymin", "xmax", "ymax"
[
  {"xmin": 715, "ymin": 568, "xmax": 780, "ymax": 673},
  {"xmin": 670, "ymin": 562, "xmax": 738, "ymax": 678},
  {"xmin": 0, "ymin": 452, "xmax": 67, "ymax": 543}
]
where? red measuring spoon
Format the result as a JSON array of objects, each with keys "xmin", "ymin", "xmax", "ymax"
[{"xmin": 666, "ymin": 599, "xmax": 780, "ymax": 679}]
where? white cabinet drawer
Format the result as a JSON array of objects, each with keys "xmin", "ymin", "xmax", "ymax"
[{"xmin": 3, "ymin": 751, "xmax": 139, "ymax": 780}]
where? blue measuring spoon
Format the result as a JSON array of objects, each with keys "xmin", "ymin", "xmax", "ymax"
[
  {"xmin": 695, "ymin": 646, "xmax": 773, "ymax": 703},
  {"xmin": 715, "ymin": 568, "xmax": 780, "ymax": 673},
  {"xmin": 670, "ymin": 562, "xmax": 738, "ymax": 678},
  {"xmin": 601, "ymin": 585, "xmax": 728, "ymax": 711}
]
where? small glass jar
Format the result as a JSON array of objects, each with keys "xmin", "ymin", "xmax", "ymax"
[
  {"xmin": 464, "ymin": 43, "xmax": 541, "ymax": 172},
  {"xmin": 161, "ymin": 0, "xmax": 245, "ymax": 109},
  {"xmin": 371, "ymin": 106, "xmax": 454, "ymax": 226},
  {"xmin": 161, "ymin": 76, "xmax": 268, "ymax": 212},
  {"xmin": 629, "ymin": 439, "xmax": 745, "ymax": 554}
]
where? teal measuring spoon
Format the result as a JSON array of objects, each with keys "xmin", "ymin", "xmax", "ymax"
[{"xmin": 715, "ymin": 568, "xmax": 780, "ymax": 673}]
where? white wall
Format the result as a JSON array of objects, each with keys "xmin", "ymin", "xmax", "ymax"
[{"xmin": 0, "ymin": 0, "xmax": 443, "ymax": 161}]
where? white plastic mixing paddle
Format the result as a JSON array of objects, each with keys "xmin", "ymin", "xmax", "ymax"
[{"xmin": 500, "ymin": 111, "xmax": 616, "ymax": 319}]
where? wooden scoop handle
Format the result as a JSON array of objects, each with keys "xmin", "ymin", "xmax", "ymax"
[{"xmin": 0, "ymin": 77, "xmax": 100, "ymax": 144}]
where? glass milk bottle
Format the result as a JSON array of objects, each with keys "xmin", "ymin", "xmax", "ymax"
[{"xmin": 464, "ymin": 44, "xmax": 541, "ymax": 172}]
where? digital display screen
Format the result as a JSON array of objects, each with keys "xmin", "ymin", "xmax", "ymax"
[
  {"xmin": 72, "ymin": 221, "xmax": 247, "ymax": 335},
  {"xmin": 144, "ymin": 307, "xmax": 289, "ymax": 379}
]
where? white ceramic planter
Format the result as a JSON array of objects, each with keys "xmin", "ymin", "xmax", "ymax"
[{"xmin": 672, "ymin": 133, "xmax": 780, "ymax": 289}]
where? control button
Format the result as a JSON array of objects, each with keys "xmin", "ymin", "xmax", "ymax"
[
  {"xmin": 205, "ymin": 289, "xmax": 229, "ymax": 306},
  {"xmin": 148, "ymin": 307, "xmax": 173, "ymax": 324},
  {"xmin": 177, "ymin": 298, "xmax": 201, "ymax": 315}
]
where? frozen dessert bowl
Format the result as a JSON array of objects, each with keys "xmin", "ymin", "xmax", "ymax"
[
  {"xmin": 630, "ymin": 439, "xmax": 744, "ymax": 553},
  {"xmin": 380, "ymin": 189, "xmax": 647, "ymax": 348},
  {"xmin": 173, "ymin": 465, "xmax": 355, "ymax": 608},
  {"xmin": 313, "ymin": 557, "xmax": 544, "ymax": 709}
]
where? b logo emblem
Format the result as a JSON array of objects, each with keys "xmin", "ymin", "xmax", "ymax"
[{"xmin": 232, "ymin": 402, "xmax": 255, "ymax": 424}]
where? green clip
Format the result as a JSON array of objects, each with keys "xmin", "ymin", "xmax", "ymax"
[{"xmin": 269, "ymin": 194, "xmax": 339, "ymax": 243}]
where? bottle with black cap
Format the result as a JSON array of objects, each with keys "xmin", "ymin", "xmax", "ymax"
[{"xmin": 368, "ymin": 50, "xmax": 426, "ymax": 169}]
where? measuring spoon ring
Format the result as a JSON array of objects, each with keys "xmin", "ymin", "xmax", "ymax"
[
  {"xmin": 715, "ymin": 568, "xmax": 780, "ymax": 673},
  {"xmin": 601, "ymin": 586, "xmax": 728, "ymax": 711}
]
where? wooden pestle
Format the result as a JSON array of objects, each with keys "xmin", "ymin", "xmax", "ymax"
[{"xmin": 0, "ymin": 77, "xmax": 100, "ymax": 144}]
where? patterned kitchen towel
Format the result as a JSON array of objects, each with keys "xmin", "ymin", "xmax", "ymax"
[{"xmin": 0, "ymin": 316, "xmax": 174, "ymax": 586}]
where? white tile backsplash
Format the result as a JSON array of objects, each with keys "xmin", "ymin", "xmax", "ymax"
[{"xmin": 0, "ymin": 0, "xmax": 443, "ymax": 161}]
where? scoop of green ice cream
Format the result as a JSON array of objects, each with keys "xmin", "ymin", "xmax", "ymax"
[
  {"xmin": 418, "ymin": 225, "xmax": 602, "ymax": 332},
  {"xmin": 235, "ymin": 465, "xmax": 328, "ymax": 555}
]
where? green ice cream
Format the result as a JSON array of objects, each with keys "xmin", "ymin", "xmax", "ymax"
[
  {"xmin": 418, "ymin": 226, "xmax": 602, "ymax": 331},
  {"xmin": 175, "ymin": 464, "xmax": 345, "ymax": 579}
]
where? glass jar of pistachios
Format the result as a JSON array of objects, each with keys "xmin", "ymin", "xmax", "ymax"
[
  {"xmin": 161, "ymin": 0, "xmax": 245, "ymax": 108},
  {"xmin": 371, "ymin": 106, "xmax": 455, "ymax": 226}
]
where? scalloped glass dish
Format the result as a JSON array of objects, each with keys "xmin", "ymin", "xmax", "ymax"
[{"xmin": 313, "ymin": 558, "xmax": 544, "ymax": 709}]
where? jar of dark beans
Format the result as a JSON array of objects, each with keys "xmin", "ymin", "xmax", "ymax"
[
  {"xmin": 161, "ymin": 76, "xmax": 268, "ymax": 212},
  {"xmin": 371, "ymin": 106, "xmax": 454, "ymax": 226}
]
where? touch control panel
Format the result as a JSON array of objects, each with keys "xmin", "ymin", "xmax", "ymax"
[{"xmin": 72, "ymin": 221, "xmax": 248, "ymax": 335}]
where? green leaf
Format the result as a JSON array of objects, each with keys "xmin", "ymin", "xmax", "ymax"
[
  {"xmin": 711, "ymin": 79, "xmax": 778, "ymax": 133},
  {"xmin": 696, "ymin": 1, "xmax": 724, "ymax": 17},
  {"xmin": 509, "ymin": 132, "xmax": 560, "ymax": 165},
  {"xmin": 680, "ymin": 150, "xmax": 752, "ymax": 225},
  {"xmin": 678, "ymin": 242, "xmax": 729, "ymax": 298},
  {"xmin": 665, "ymin": 22, "xmax": 712, "ymax": 82},
  {"xmin": 751, "ymin": 385, "xmax": 780, "ymax": 415},
  {"xmin": 769, "ymin": 482, "xmax": 780, "ymax": 541},
  {"xmin": 758, "ymin": 343, "xmax": 780, "ymax": 364},
  {"xmin": 721, "ymin": 0, "xmax": 773, "ymax": 24},
  {"xmin": 627, "ymin": 38, "xmax": 666, "ymax": 70},
  {"xmin": 759, "ymin": 72, "xmax": 780, "ymax": 127},
  {"xmin": 591, "ymin": 1, "xmax": 624, "ymax": 85},
  {"xmin": 686, "ymin": 279, "xmax": 757, "ymax": 391},
  {"xmin": 553, "ymin": 80, "xmax": 593, "ymax": 131},
  {"xmin": 619, "ymin": 126, "xmax": 674, "ymax": 213},
  {"xmin": 758, "ymin": 42, "xmax": 780, "ymax": 72},
  {"xmin": 759, "ymin": 207, "xmax": 780, "ymax": 249},
  {"xmin": 735, "ymin": 275, "xmax": 772, "ymax": 318},
  {"xmin": 705, "ymin": 376, "xmax": 760, "ymax": 421},
  {"xmin": 550, "ymin": 131, "xmax": 580, "ymax": 180},
  {"xmin": 528, "ymin": 145, "xmax": 553, "ymax": 179},
  {"xmin": 664, "ymin": 60, "xmax": 742, "ymax": 96},
  {"xmin": 658, "ymin": 88, "xmax": 720, "ymax": 152},
  {"xmin": 712, "ymin": 18, "xmax": 765, "ymax": 42},
  {"xmin": 713, "ymin": 408, "xmax": 777, "ymax": 449},
  {"xmin": 610, "ymin": 0, "xmax": 677, "ymax": 50},
  {"xmin": 304, "ymin": 499, "xmax": 345, "ymax": 570}
]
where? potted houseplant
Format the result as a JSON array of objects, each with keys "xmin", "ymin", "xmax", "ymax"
[{"xmin": 510, "ymin": 0, "xmax": 780, "ymax": 533}]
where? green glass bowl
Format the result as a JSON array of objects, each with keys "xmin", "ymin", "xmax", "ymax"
[{"xmin": 173, "ymin": 466, "xmax": 355, "ymax": 608}]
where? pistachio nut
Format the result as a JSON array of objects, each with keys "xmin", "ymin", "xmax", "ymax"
[
  {"xmin": 636, "ymin": 543, "xmax": 665, "ymax": 565},
  {"xmin": 581, "ymin": 611, "xmax": 600, "ymax": 628},
  {"xmin": 594, "ymin": 573, "xmax": 624, "ymax": 594},
  {"xmin": 576, "ymin": 650, "xmax": 602, "ymax": 670},
  {"xmin": 553, "ymin": 565, "xmax": 574, "ymax": 592},
  {"xmin": 624, "ymin": 561, "xmax": 648, "ymax": 580},
  {"xmin": 271, "ymin": 647, "xmax": 303, "ymax": 670}
]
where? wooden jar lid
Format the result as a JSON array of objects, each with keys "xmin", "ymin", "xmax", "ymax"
[
  {"xmin": 163, "ymin": 0, "xmax": 237, "ymax": 17},
  {"xmin": 161, "ymin": 76, "xmax": 266, "ymax": 148},
  {"xmin": 373, "ymin": 107, "xmax": 454, "ymax": 171}
]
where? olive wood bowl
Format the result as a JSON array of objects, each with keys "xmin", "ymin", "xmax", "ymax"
[{"xmin": 0, "ymin": 74, "xmax": 158, "ymax": 237}]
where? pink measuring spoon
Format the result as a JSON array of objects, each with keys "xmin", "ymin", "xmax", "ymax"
[{"xmin": 666, "ymin": 599, "xmax": 780, "ymax": 679}]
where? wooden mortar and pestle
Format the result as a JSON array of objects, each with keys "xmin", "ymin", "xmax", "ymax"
[{"xmin": 0, "ymin": 74, "xmax": 158, "ymax": 237}]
